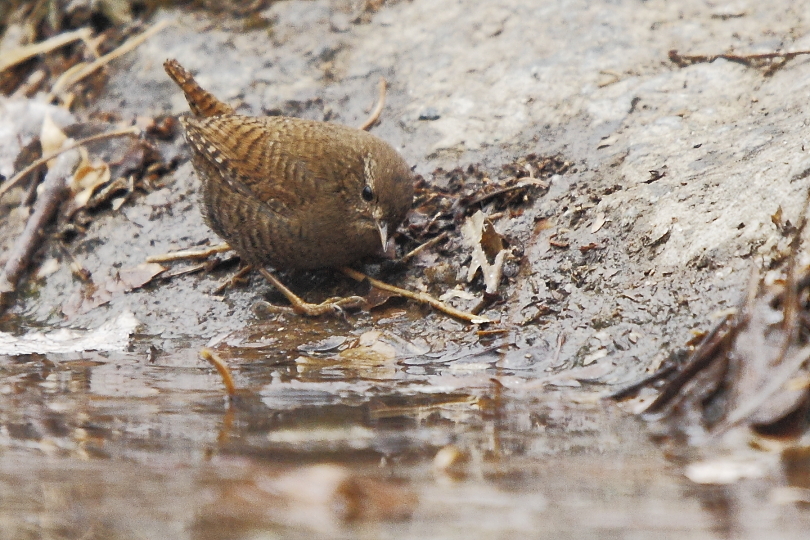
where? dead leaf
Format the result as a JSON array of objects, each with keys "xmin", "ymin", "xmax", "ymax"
[
  {"xmin": 590, "ymin": 212, "xmax": 606, "ymax": 233},
  {"xmin": 35, "ymin": 257, "xmax": 60, "ymax": 279},
  {"xmin": 533, "ymin": 217, "xmax": 554, "ymax": 235},
  {"xmin": 644, "ymin": 168, "xmax": 667, "ymax": 183},
  {"xmin": 772, "ymin": 205, "xmax": 784, "ymax": 230},
  {"xmin": 64, "ymin": 263, "xmax": 165, "ymax": 315},
  {"xmin": 461, "ymin": 210, "xmax": 507, "ymax": 294},
  {"xmin": 549, "ymin": 238, "xmax": 570, "ymax": 248},
  {"xmin": 597, "ymin": 134, "xmax": 618, "ymax": 149},
  {"xmin": 117, "ymin": 262, "xmax": 166, "ymax": 289},
  {"xmin": 65, "ymin": 148, "xmax": 111, "ymax": 214},
  {"xmin": 363, "ymin": 286, "xmax": 401, "ymax": 310},
  {"xmin": 439, "ymin": 288, "xmax": 477, "ymax": 302},
  {"xmin": 39, "ymin": 113, "xmax": 67, "ymax": 167},
  {"xmin": 579, "ymin": 242, "xmax": 602, "ymax": 253},
  {"xmin": 340, "ymin": 330, "xmax": 397, "ymax": 363},
  {"xmin": 644, "ymin": 223, "xmax": 671, "ymax": 247}
]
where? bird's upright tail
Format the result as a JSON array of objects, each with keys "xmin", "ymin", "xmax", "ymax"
[{"xmin": 163, "ymin": 59, "xmax": 235, "ymax": 118}]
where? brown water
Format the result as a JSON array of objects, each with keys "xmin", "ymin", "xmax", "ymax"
[{"xmin": 1, "ymin": 325, "xmax": 807, "ymax": 540}]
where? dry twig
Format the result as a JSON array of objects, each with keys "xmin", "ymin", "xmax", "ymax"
[
  {"xmin": 213, "ymin": 264, "xmax": 253, "ymax": 294},
  {"xmin": 200, "ymin": 348, "xmax": 237, "ymax": 398},
  {"xmin": 0, "ymin": 27, "xmax": 93, "ymax": 73},
  {"xmin": 47, "ymin": 19, "xmax": 172, "ymax": 101},
  {"xmin": 0, "ymin": 150, "xmax": 80, "ymax": 302},
  {"xmin": 398, "ymin": 232, "xmax": 448, "ymax": 264},
  {"xmin": 358, "ymin": 77, "xmax": 387, "ymax": 131},
  {"xmin": 146, "ymin": 243, "xmax": 232, "ymax": 263}
]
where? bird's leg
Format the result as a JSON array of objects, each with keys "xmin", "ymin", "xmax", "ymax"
[{"xmin": 257, "ymin": 268, "xmax": 364, "ymax": 316}]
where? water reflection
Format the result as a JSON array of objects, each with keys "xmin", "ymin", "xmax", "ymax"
[{"xmin": 0, "ymin": 328, "xmax": 809, "ymax": 539}]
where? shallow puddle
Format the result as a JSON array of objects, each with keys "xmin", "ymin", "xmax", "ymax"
[{"xmin": 1, "ymin": 328, "xmax": 808, "ymax": 540}]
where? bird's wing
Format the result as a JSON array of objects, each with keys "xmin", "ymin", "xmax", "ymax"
[{"xmin": 181, "ymin": 115, "xmax": 311, "ymax": 210}]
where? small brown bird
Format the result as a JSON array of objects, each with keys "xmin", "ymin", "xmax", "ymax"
[{"xmin": 164, "ymin": 59, "xmax": 414, "ymax": 315}]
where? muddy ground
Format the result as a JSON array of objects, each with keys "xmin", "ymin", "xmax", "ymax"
[{"xmin": 1, "ymin": 0, "xmax": 810, "ymax": 538}]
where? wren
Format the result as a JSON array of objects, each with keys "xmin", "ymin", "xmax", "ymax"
[{"xmin": 164, "ymin": 59, "xmax": 414, "ymax": 315}]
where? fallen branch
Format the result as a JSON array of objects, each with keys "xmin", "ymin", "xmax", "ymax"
[{"xmin": 0, "ymin": 149, "xmax": 80, "ymax": 304}]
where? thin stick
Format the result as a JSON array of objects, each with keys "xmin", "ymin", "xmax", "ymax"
[
  {"xmin": 0, "ymin": 27, "xmax": 93, "ymax": 73},
  {"xmin": 642, "ymin": 314, "xmax": 737, "ymax": 416},
  {"xmin": 200, "ymin": 348, "xmax": 237, "ymax": 398},
  {"xmin": 399, "ymin": 232, "xmax": 448, "ymax": 264},
  {"xmin": 0, "ymin": 126, "xmax": 141, "ymax": 201},
  {"xmin": 213, "ymin": 264, "xmax": 253, "ymax": 294},
  {"xmin": 147, "ymin": 243, "xmax": 232, "ymax": 263},
  {"xmin": 339, "ymin": 266, "xmax": 492, "ymax": 324},
  {"xmin": 48, "ymin": 19, "xmax": 172, "ymax": 99},
  {"xmin": 358, "ymin": 77, "xmax": 387, "ymax": 131},
  {"xmin": 161, "ymin": 262, "xmax": 207, "ymax": 279},
  {"xmin": 670, "ymin": 49, "xmax": 810, "ymax": 65}
]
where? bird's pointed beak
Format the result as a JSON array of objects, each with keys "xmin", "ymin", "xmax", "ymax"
[
  {"xmin": 376, "ymin": 220, "xmax": 395, "ymax": 259},
  {"xmin": 377, "ymin": 220, "xmax": 389, "ymax": 250}
]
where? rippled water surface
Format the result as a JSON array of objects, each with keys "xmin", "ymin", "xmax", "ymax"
[{"xmin": 1, "ymin": 318, "xmax": 808, "ymax": 540}]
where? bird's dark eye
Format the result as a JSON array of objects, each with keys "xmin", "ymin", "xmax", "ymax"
[{"xmin": 361, "ymin": 185, "xmax": 374, "ymax": 201}]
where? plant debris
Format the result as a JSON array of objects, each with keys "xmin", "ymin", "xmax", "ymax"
[
  {"xmin": 405, "ymin": 154, "xmax": 568, "ymax": 244},
  {"xmin": 461, "ymin": 210, "xmax": 507, "ymax": 295},
  {"xmin": 61, "ymin": 262, "xmax": 166, "ymax": 316},
  {"xmin": 0, "ymin": 148, "xmax": 80, "ymax": 304},
  {"xmin": 614, "ymin": 260, "xmax": 810, "ymax": 446},
  {"xmin": 668, "ymin": 49, "xmax": 810, "ymax": 77}
]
